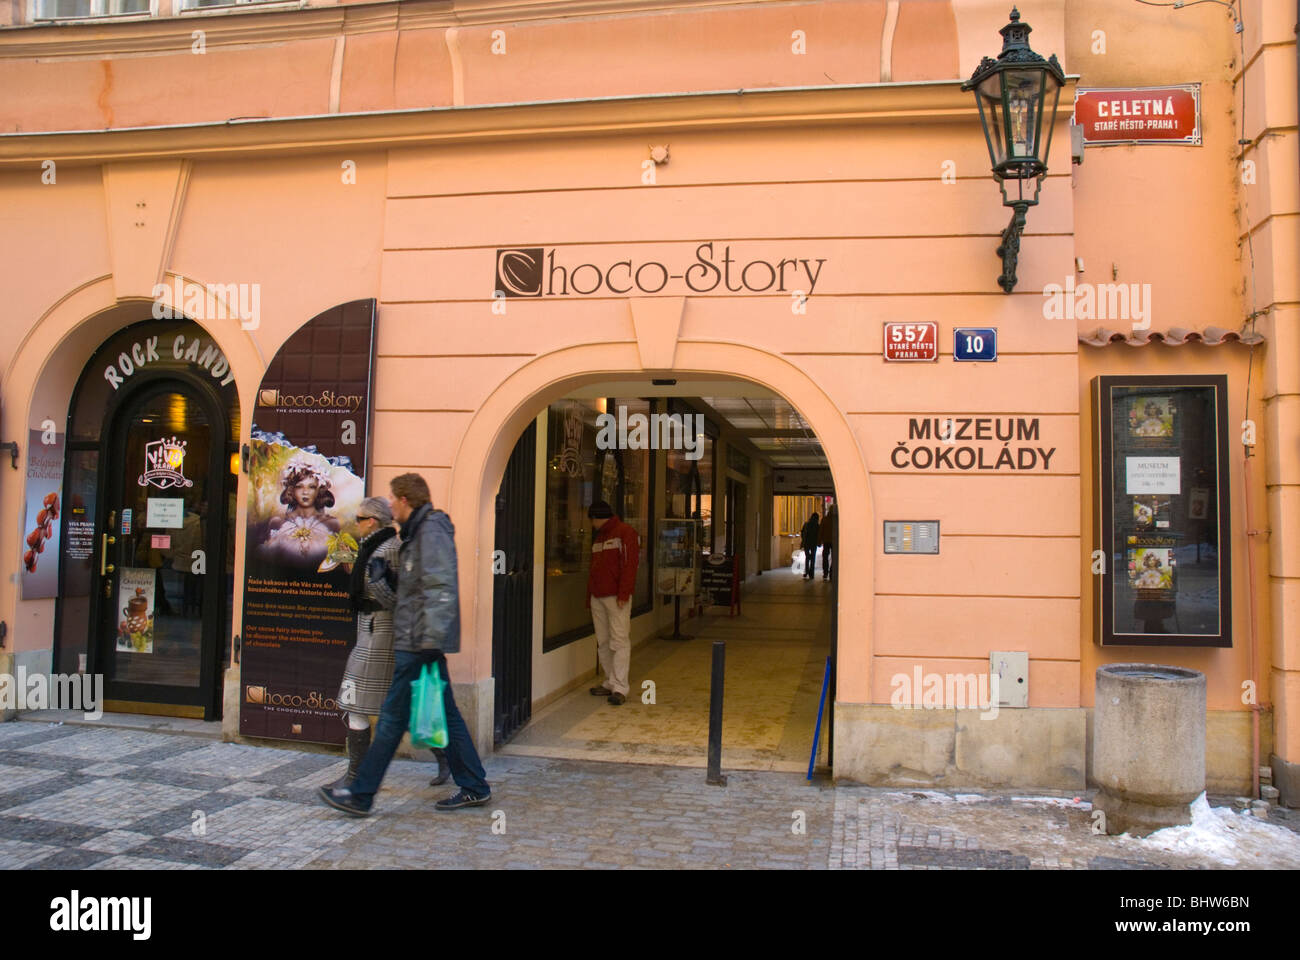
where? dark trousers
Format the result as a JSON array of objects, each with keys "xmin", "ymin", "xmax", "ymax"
[
  {"xmin": 822, "ymin": 544, "xmax": 833, "ymax": 580},
  {"xmin": 804, "ymin": 546, "xmax": 816, "ymax": 578},
  {"xmin": 350, "ymin": 650, "xmax": 489, "ymax": 801}
]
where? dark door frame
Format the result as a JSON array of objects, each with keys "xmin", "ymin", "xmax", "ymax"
[
  {"xmin": 85, "ymin": 370, "xmax": 231, "ymax": 720},
  {"xmin": 492, "ymin": 420, "xmax": 537, "ymax": 745}
]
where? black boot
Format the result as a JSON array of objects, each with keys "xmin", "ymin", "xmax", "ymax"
[
  {"xmin": 428, "ymin": 748, "xmax": 450, "ymax": 786},
  {"xmin": 329, "ymin": 726, "xmax": 371, "ymax": 790}
]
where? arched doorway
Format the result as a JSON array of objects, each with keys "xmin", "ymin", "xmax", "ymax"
[
  {"xmin": 56, "ymin": 318, "xmax": 241, "ymax": 720},
  {"xmin": 443, "ymin": 339, "xmax": 874, "ymax": 763}
]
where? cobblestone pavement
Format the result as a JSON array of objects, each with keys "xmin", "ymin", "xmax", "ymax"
[{"xmin": 2, "ymin": 720, "xmax": 1298, "ymax": 870}]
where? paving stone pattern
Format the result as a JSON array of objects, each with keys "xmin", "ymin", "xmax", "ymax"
[{"xmin": 0, "ymin": 721, "xmax": 1294, "ymax": 869}]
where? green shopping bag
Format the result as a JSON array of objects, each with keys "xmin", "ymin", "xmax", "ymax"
[{"xmin": 409, "ymin": 662, "xmax": 449, "ymax": 749}]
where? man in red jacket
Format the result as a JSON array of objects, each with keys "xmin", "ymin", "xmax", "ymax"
[{"xmin": 586, "ymin": 500, "xmax": 640, "ymax": 705}]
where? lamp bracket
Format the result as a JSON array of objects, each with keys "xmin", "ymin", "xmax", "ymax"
[{"xmin": 995, "ymin": 201, "xmax": 1031, "ymax": 294}]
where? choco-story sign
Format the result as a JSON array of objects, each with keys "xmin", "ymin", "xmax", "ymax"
[{"xmin": 239, "ymin": 300, "xmax": 377, "ymax": 745}]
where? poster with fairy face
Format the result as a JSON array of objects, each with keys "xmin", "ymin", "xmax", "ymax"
[
  {"xmin": 239, "ymin": 300, "xmax": 376, "ymax": 746},
  {"xmin": 1129, "ymin": 547, "xmax": 1175, "ymax": 592},
  {"xmin": 1128, "ymin": 395, "xmax": 1175, "ymax": 439},
  {"xmin": 247, "ymin": 445, "xmax": 363, "ymax": 575}
]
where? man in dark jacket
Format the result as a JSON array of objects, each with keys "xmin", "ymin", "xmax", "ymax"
[
  {"xmin": 585, "ymin": 500, "xmax": 640, "ymax": 705},
  {"xmin": 320, "ymin": 473, "xmax": 490, "ymax": 817},
  {"xmin": 799, "ymin": 512, "xmax": 820, "ymax": 580},
  {"xmin": 819, "ymin": 503, "xmax": 836, "ymax": 582}
]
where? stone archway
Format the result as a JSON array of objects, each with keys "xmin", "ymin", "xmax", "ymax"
[{"xmin": 445, "ymin": 339, "xmax": 876, "ymax": 711}]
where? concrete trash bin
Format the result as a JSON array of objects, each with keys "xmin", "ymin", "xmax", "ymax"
[{"xmin": 1093, "ymin": 663, "xmax": 1206, "ymax": 837}]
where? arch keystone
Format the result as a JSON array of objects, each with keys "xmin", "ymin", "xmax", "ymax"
[{"xmin": 628, "ymin": 296, "xmax": 685, "ymax": 369}]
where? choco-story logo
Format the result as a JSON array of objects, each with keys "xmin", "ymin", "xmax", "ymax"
[{"xmin": 494, "ymin": 242, "xmax": 828, "ymax": 298}]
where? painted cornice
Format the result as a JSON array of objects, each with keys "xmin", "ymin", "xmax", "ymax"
[
  {"xmin": 1, "ymin": 0, "xmax": 783, "ymax": 59},
  {"xmin": 0, "ymin": 79, "xmax": 1078, "ymax": 168}
]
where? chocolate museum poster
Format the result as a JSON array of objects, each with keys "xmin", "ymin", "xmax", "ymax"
[{"xmin": 240, "ymin": 300, "xmax": 376, "ymax": 745}]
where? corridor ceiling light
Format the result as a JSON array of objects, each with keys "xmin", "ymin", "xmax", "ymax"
[{"xmin": 962, "ymin": 7, "xmax": 1065, "ymax": 294}]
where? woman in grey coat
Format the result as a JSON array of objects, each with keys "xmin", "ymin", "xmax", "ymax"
[{"xmin": 330, "ymin": 496, "xmax": 448, "ymax": 787}]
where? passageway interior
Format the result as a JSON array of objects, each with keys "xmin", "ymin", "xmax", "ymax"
[
  {"xmin": 502, "ymin": 570, "xmax": 832, "ymax": 771},
  {"xmin": 492, "ymin": 378, "xmax": 836, "ymax": 772}
]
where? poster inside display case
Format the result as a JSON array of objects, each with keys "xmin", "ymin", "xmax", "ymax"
[
  {"xmin": 656, "ymin": 519, "xmax": 697, "ymax": 595},
  {"xmin": 1093, "ymin": 376, "xmax": 1231, "ymax": 646}
]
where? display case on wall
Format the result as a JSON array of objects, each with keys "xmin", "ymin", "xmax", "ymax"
[{"xmin": 1092, "ymin": 375, "xmax": 1231, "ymax": 647}]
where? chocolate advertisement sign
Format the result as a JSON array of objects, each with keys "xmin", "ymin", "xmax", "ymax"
[
  {"xmin": 239, "ymin": 300, "xmax": 377, "ymax": 745},
  {"xmin": 21, "ymin": 427, "xmax": 64, "ymax": 600}
]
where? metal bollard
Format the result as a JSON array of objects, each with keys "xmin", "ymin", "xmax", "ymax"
[{"xmin": 706, "ymin": 640, "xmax": 726, "ymax": 786}]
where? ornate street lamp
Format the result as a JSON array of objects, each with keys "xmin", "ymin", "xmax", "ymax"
[{"xmin": 962, "ymin": 8, "xmax": 1066, "ymax": 293}]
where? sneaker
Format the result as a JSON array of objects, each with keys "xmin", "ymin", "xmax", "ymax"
[
  {"xmin": 607, "ymin": 692, "xmax": 626, "ymax": 705},
  {"xmin": 318, "ymin": 786, "xmax": 372, "ymax": 818},
  {"xmin": 435, "ymin": 788, "xmax": 492, "ymax": 811},
  {"xmin": 589, "ymin": 685, "xmax": 613, "ymax": 696}
]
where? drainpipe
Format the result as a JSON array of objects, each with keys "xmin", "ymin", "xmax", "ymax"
[{"xmin": 1245, "ymin": 447, "xmax": 1261, "ymax": 800}]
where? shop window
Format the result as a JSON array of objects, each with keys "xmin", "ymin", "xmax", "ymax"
[
  {"xmin": 32, "ymin": 0, "xmax": 150, "ymax": 19},
  {"xmin": 179, "ymin": 0, "xmax": 287, "ymax": 8},
  {"xmin": 665, "ymin": 433, "xmax": 713, "ymax": 530},
  {"xmin": 542, "ymin": 398, "xmax": 655, "ymax": 651},
  {"xmin": 1093, "ymin": 376, "xmax": 1231, "ymax": 646}
]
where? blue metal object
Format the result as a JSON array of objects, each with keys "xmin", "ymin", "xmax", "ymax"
[
  {"xmin": 808, "ymin": 655, "xmax": 831, "ymax": 780},
  {"xmin": 954, "ymin": 327, "xmax": 998, "ymax": 362}
]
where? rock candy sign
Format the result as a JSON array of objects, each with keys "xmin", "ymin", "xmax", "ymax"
[{"xmin": 1074, "ymin": 85, "xmax": 1201, "ymax": 146}]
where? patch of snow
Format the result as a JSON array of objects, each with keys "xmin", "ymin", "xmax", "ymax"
[
  {"xmin": 1130, "ymin": 792, "xmax": 1300, "ymax": 867},
  {"xmin": 1010, "ymin": 796, "xmax": 1089, "ymax": 808}
]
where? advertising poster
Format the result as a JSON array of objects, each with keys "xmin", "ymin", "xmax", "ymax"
[
  {"xmin": 239, "ymin": 300, "xmax": 376, "ymax": 745},
  {"xmin": 115, "ymin": 567, "xmax": 156, "ymax": 653},
  {"xmin": 1128, "ymin": 395, "xmax": 1175, "ymax": 440},
  {"xmin": 656, "ymin": 520, "xmax": 696, "ymax": 596},
  {"xmin": 1128, "ymin": 545, "xmax": 1175, "ymax": 594},
  {"xmin": 21, "ymin": 428, "xmax": 64, "ymax": 600}
]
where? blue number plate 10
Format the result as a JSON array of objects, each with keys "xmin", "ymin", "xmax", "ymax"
[{"xmin": 953, "ymin": 327, "xmax": 997, "ymax": 362}]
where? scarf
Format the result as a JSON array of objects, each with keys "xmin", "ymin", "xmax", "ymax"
[{"xmin": 349, "ymin": 526, "xmax": 396, "ymax": 612}]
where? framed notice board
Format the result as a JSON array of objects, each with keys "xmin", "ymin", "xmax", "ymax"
[{"xmin": 1092, "ymin": 375, "xmax": 1231, "ymax": 647}]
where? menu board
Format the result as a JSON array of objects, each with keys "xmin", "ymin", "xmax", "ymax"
[
  {"xmin": 1093, "ymin": 377, "xmax": 1230, "ymax": 646},
  {"xmin": 699, "ymin": 554, "xmax": 736, "ymax": 608}
]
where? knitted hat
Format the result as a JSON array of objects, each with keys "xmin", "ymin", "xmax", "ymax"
[
  {"xmin": 587, "ymin": 500, "xmax": 613, "ymax": 519},
  {"xmin": 359, "ymin": 496, "xmax": 393, "ymax": 525}
]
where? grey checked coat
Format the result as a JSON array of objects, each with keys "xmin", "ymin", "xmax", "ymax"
[{"xmin": 337, "ymin": 530, "xmax": 401, "ymax": 716}]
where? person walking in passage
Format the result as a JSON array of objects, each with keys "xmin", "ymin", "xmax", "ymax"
[
  {"xmin": 585, "ymin": 500, "xmax": 640, "ymax": 706},
  {"xmin": 799, "ymin": 511, "xmax": 820, "ymax": 580},
  {"xmin": 319, "ymin": 473, "xmax": 489, "ymax": 816},
  {"xmin": 819, "ymin": 503, "xmax": 836, "ymax": 582}
]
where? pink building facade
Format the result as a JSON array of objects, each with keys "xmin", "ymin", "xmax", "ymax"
[{"xmin": 0, "ymin": 0, "xmax": 1295, "ymax": 801}]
